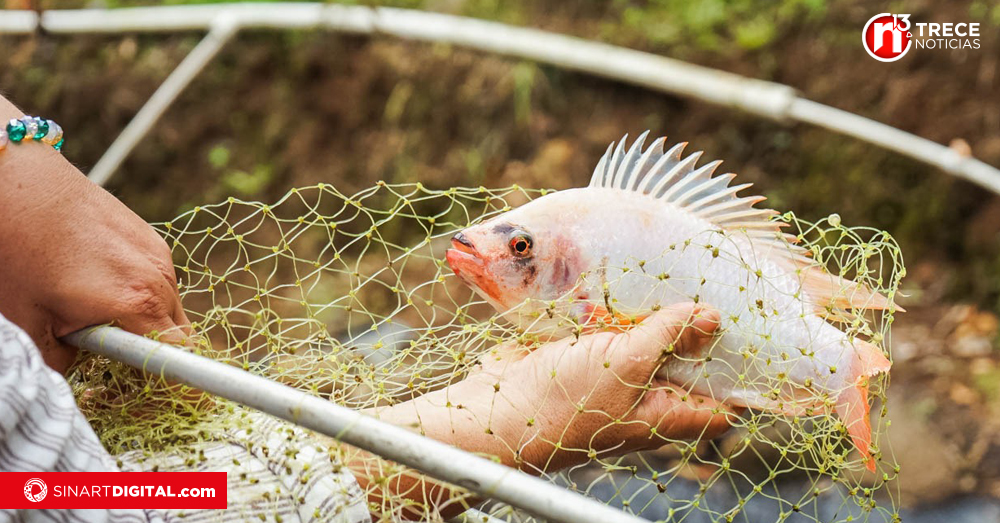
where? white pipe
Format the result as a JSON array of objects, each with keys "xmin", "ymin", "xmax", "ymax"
[
  {"xmin": 86, "ymin": 17, "xmax": 238, "ymax": 187},
  {"xmin": 371, "ymin": 7, "xmax": 796, "ymax": 119},
  {"xmin": 63, "ymin": 325, "xmax": 648, "ymax": 523},
  {"xmin": 9, "ymin": 3, "xmax": 996, "ymax": 194},
  {"xmin": 38, "ymin": 4, "xmax": 795, "ymax": 119},
  {"xmin": 788, "ymin": 98, "xmax": 1000, "ymax": 196},
  {"xmin": 449, "ymin": 508, "xmax": 508, "ymax": 523},
  {"xmin": 0, "ymin": 10, "xmax": 37, "ymax": 34},
  {"xmin": 40, "ymin": 3, "xmax": 335, "ymax": 33}
]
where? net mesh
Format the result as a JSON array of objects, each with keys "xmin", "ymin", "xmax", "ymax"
[{"xmin": 71, "ymin": 182, "xmax": 904, "ymax": 523}]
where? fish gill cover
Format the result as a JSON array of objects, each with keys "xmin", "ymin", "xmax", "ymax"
[{"xmin": 70, "ymin": 180, "xmax": 904, "ymax": 522}]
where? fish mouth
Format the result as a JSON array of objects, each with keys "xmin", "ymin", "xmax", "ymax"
[
  {"xmin": 445, "ymin": 232, "xmax": 483, "ymax": 274},
  {"xmin": 446, "ymin": 231, "xmax": 507, "ymax": 306},
  {"xmin": 446, "ymin": 232, "xmax": 496, "ymax": 294},
  {"xmin": 446, "ymin": 232, "xmax": 483, "ymax": 278},
  {"xmin": 449, "ymin": 231, "xmax": 478, "ymax": 256}
]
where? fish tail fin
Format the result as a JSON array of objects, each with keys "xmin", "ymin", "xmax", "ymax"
[
  {"xmin": 855, "ymin": 338, "xmax": 893, "ymax": 377},
  {"xmin": 836, "ymin": 339, "xmax": 892, "ymax": 473},
  {"xmin": 836, "ymin": 378, "xmax": 876, "ymax": 472}
]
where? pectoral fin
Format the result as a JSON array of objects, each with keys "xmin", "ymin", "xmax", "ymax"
[{"xmin": 580, "ymin": 304, "xmax": 648, "ymax": 333}]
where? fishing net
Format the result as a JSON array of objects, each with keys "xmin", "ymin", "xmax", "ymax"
[{"xmin": 70, "ymin": 181, "xmax": 905, "ymax": 523}]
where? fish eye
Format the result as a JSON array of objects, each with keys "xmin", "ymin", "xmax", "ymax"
[{"xmin": 508, "ymin": 234, "xmax": 533, "ymax": 257}]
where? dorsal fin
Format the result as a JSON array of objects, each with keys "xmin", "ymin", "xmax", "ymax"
[
  {"xmin": 589, "ymin": 132, "xmax": 782, "ymax": 243},
  {"xmin": 588, "ymin": 133, "xmax": 897, "ymax": 315}
]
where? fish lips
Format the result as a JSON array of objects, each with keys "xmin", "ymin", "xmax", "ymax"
[
  {"xmin": 446, "ymin": 233, "xmax": 509, "ymax": 307},
  {"xmin": 446, "ymin": 234, "xmax": 484, "ymax": 281}
]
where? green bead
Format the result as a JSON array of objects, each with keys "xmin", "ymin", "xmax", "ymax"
[
  {"xmin": 33, "ymin": 119, "xmax": 48, "ymax": 141},
  {"xmin": 6, "ymin": 119, "xmax": 25, "ymax": 142},
  {"xmin": 53, "ymin": 138, "xmax": 64, "ymax": 151}
]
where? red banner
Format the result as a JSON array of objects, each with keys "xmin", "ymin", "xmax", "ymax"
[{"xmin": 0, "ymin": 472, "xmax": 227, "ymax": 509}]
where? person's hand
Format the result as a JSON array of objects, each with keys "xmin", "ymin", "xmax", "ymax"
[
  {"xmin": 351, "ymin": 303, "xmax": 736, "ymax": 520},
  {"xmin": 469, "ymin": 302, "xmax": 733, "ymax": 471},
  {"xmin": 0, "ymin": 98, "xmax": 190, "ymax": 374},
  {"xmin": 368, "ymin": 302, "xmax": 735, "ymax": 475}
]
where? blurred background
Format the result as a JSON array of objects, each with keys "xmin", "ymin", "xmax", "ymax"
[{"xmin": 2, "ymin": 0, "xmax": 999, "ymax": 519}]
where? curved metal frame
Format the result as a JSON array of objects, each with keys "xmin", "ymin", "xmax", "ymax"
[
  {"xmin": 3, "ymin": 3, "xmax": 997, "ymax": 193},
  {"xmin": 5, "ymin": 3, "xmax": 993, "ymax": 521},
  {"xmin": 65, "ymin": 326, "xmax": 643, "ymax": 523}
]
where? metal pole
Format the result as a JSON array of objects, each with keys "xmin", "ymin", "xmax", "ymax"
[
  {"xmin": 64, "ymin": 325, "xmax": 648, "ymax": 523},
  {"xmin": 449, "ymin": 508, "xmax": 510, "ymax": 523},
  {"xmin": 86, "ymin": 16, "xmax": 238, "ymax": 186},
  {"xmin": 788, "ymin": 98, "xmax": 1000, "ymax": 196},
  {"xmin": 0, "ymin": 9, "xmax": 37, "ymax": 33},
  {"xmin": 12, "ymin": 3, "xmax": 997, "ymax": 195}
]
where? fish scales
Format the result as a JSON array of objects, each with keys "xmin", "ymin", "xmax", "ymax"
[
  {"xmin": 518, "ymin": 188, "xmax": 850, "ymax": 408},
  {"xmin": 445, "ymin": 132, "xmax": 897, "ymax": 472}
]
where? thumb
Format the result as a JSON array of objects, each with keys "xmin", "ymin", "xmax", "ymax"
[
  {"xmin": 613, "ymin": 303, "xmax": 720, "ymax": 377},
  {"xmin": 477, "ymin": 340, "xmax": 531, "ymax": 376}
]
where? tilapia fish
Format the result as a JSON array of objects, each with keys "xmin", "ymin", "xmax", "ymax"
[{"xmin": 445, "ymin": 132, "xmax": 899, "ymax": 472}]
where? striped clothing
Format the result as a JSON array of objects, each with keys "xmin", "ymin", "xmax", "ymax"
[{"xmin": 0, "ymin": 314, "xmax": 370, "ymax": 523}]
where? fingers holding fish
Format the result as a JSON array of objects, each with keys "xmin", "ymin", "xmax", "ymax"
[
  {"xmin": 446, "ymin": 133, "xmax": 900, "ymax": 470},
  {"xmin": 476, "ymin": 340, "xmax": 532, "ymax": 376},
  {"xmin": 584, "ymin": 380, "xmax": 738, "ymax": 456},
  {"xmin": 633, "ymin": 380, "xmax": 739, "ymax": 443},
  {"xmin": 606, "ymin": 303, "xmax": 722, "ymax": 380}
]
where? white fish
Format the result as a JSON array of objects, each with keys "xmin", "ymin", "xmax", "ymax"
[{"xmin": 445, "ymin": 132, "xmax": 900, "ymax": 471}]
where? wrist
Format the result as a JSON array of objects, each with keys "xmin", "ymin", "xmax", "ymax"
[
  {"xmin": 0, "ymin": 97, "xmax": 78, "ymax": 190},
  {"xmin": 369, "ymin": 374, "xmax": 549, "ymax": 471}
]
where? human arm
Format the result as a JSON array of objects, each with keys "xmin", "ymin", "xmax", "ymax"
[
  {"xmin": 348, "ymin": 303, "xmax": 735, "ymax": 519},
  {"xmin": 0, "ymin": 94, "xmax": 190, "ymax": 373}
]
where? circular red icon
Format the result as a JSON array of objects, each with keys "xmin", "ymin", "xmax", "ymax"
[
  {"xmin": 24, "ymin": 478, "xmax": 47, "ymax": 502},
  {"xmin": 863, "ymin": 13, "xmax": 912, "ymax": 62}
]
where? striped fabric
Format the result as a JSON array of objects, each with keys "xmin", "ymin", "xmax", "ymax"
[{"xmin": 0, "ymin": 314, "xmax": 370, "ymax": 523}]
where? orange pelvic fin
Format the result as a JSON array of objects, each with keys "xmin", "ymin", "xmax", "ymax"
[
  {"xmin": 836, "ymin": 339, "xmax": 892, "ymax": 473},
  {"xmin": 581, "ymin": 304, "xmax": 649, "ymax": 332}
]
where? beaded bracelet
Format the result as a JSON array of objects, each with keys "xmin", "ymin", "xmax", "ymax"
[{"xmin": 0, "ymin": 116, "xmax": 64, "ymax": 152}]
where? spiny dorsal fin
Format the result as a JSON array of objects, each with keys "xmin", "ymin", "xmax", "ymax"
[
  {"xmin": 589, "ymin": 132, "xmax": 782, "ymax": 242},
  {"xmin": 588, "ymin": 132, "xmax": 897, "ymax": 315}
]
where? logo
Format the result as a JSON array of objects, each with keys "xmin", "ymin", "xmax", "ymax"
[
  {"xmin": 2, "ymin": 472, "xmax": 226, "ymax": 509},
  {"xmin": 863, "ymin": 13, "xmax": 912, "ymax": 62},
  {"xmin": 24, "ymin": 478, "xmax": 47, "ymax": 502},
  {"xmin": 863, "ymin": 13, "xmax": 982, "ymax": 61}
]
